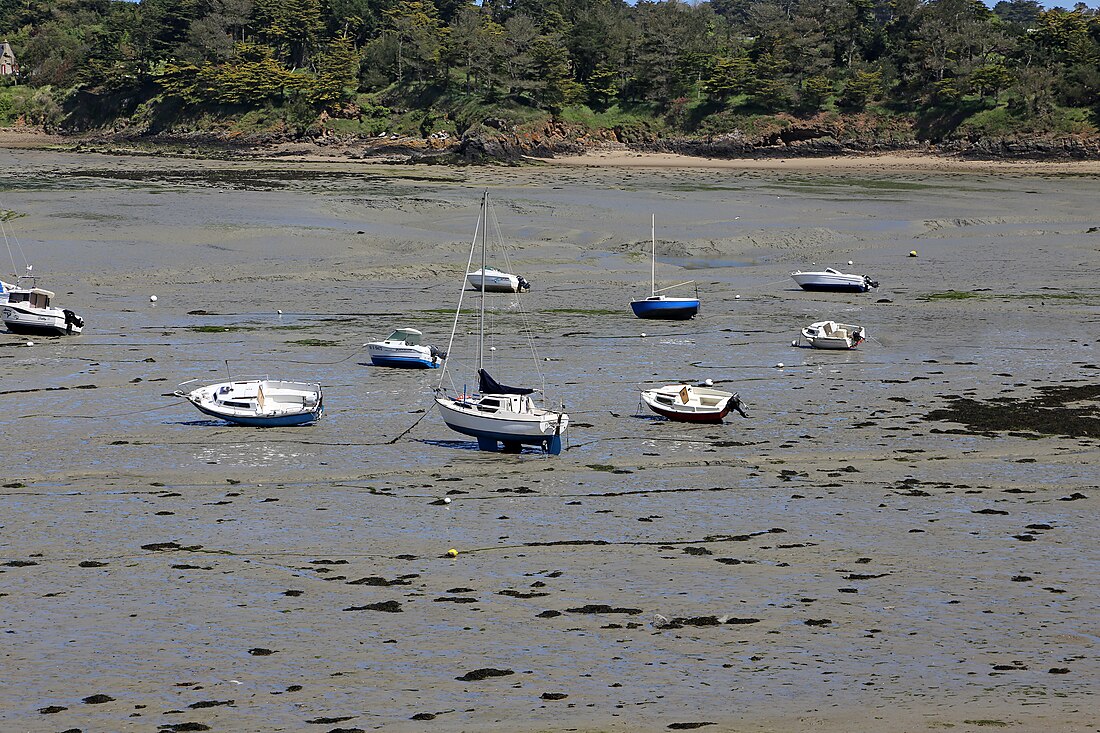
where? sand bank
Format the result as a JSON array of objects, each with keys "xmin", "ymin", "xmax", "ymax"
[{"xmin": 0, "ymin": 149, "xmax": 1096, "ymax": 732}]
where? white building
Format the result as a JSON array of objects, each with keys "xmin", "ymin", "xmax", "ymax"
[{"xmin": 0, "ymin": 42, "xmax": 18, "ymax": 76}]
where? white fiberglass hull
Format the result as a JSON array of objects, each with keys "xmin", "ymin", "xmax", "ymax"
[
  {"xmin": 367, "ymin": 342, "xmax": 441, "ymax": 368},
  {"xmin": 435, "ymin": 395, "xmax": 568, "ymax": 451},
  {"xmin": 178, "ymin": 379, "xmax": 323, "ymax": 426},
  {"xmin": 640, "ymin": 384, "xmax": 742, "ymax": 423},
  {"xmin": 799, "ymin": 321, "xmax": 866, "ymax": 349},
  {"xmin": 791, "ymin": 269, "xmax": 877, "ymax": 293},
  {"xmin": 2, "ymin": 303, "xmax": 83, "ymax": 335},
  {"xmin": 467, "ymin": 269, "xmax": 524, "ymax": 293}
]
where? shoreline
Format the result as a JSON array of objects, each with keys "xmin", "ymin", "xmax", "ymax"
[{"xmin": 5, "ymin": 127, "xmax": 1100, "ymax": 175}]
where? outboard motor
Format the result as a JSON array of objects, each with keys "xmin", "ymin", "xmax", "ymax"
[
  {"xmin": 517, "ymin": 276, "xmax": 531, "ymax": 292},
  {"xmin": 864, "ymin": 276, "xmax": 879, "ymax": 290},
  {"xmin": 63, "ymin": 309, "xmax": 84, "ymax": 333},
  {"xmin": 430, "ymin": 345, "xmax": 447, "ymax": 361}
]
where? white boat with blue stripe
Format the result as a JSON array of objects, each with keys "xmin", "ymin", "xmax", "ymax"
[
  {"xmin": 366, "ymin": 328, "xmax": 444, "ymax": 369},
  {"xmin": 176, "ymin": 379, "xmax": 323, "ymax": 427}
]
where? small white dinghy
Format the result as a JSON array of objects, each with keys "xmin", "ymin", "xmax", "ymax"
[
  {"xmin": 366, "ymin": 328, "xmax": 445, "ymax": 369},
  {"xmin": 797, "ymin": 320, "xmax": 866, "ymax": 350},
  {"xmin": 176, "ymin": 379, "xmax": 323, "ymax": 426},
  {"xmin": 2, "ymin": 285, "xmax": 84, "ymax": 335},
  {"xmin": 791, "ymin": 268, "xmax": 878, "ymax": 293},
  {"xmin": 467, "ymin": 267, "xmax": 530, "ymax": 293},
  {"xmin": 640, "ymin": 384, "xmax": 746, "ymax": 424}
]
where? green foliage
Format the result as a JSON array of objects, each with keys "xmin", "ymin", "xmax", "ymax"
[
  {"xmin": 0, "ymin": 0, "xmax": 1096, "ymax": 143},
  {"xmin": 839, "ymin": 69, "xmax": 883, "ymax": 111}
]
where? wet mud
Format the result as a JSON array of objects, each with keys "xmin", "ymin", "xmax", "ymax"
[{"xmin": 0, "ymin": 150, "xmax": 1097, "ymax": 732}]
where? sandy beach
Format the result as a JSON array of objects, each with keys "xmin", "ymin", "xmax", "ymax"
[{"xmin": 0, "ymin": 146, "xmax": 1097, "ymax": 732}]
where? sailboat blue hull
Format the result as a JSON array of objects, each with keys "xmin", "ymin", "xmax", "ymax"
[
  {"xmin": 191, "ymin": 402, "xmax": 322, "ymax": 427},
  {"xmin": 631, "ymin": 299, "xmax": 700, "ymax": 320},
  {"xmin": 447, "ymin": 423, "xmax": 563, "ymax": 454}
]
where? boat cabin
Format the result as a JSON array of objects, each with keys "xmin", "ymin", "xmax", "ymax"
[
  {"xmin": 387, "ymin": 328, "xmax": 422, "ymax": 345},
  {"xmin": 7, "ymin": 287, "xmax": 53, "ymax": 309}
]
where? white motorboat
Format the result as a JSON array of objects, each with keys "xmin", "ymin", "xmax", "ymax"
[
  {"xmin": 797, "ymin": 320, "xmax": 866, "ymax": 350},
  {"xmin": 791, "ymin": 267, "xmax": 878, "ymax": 293},
  {"xmin": 467, "ymin": 267, "xmax": 530, "ymax": 293},
  {"xmin": 366, "ymin": 328, "xmax": 445, "ymax": 369},
  {"xmin": 436, "ymin": 191, "xmax": 568, "ymax": 454},
  {"xmin": 2, "ymin": 285, "xmax": 84, "ymax": 335},
  {"xmin": 176, "ymin": 379, "xmax": 323, "ymax": 427},
  {"xmin": 640, "ymin": 384, "xmax": 746, "ymax": 424}
]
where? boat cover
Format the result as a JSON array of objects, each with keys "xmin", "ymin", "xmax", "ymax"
[{"xmin": 478, "ymin": 368, "xmax": 534, "ymax": 395}]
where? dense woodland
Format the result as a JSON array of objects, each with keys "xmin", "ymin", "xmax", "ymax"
[{"xmin": 1, "ymin": 0, "xmax": 1099, "ymax": 148}]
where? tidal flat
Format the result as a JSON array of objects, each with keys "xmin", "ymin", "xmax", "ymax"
[{"xmin": 0, "ymin": 149, "xmax": 1097, "ymax": 732}]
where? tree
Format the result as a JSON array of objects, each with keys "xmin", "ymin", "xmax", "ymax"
[
  {"xmin": 527, "ymin": 35, "xmax": 581, "ymax": 112},
  {"xmin": 838, "ymin": 67, "xmax": 881, "ymax": 109},
  {"xmin": 969, "ymin": 62, "xmax": 1011, "ymax": 100},
  {"xmin": 382, "ymin": 0, "xmax": 447, "ymax": 82},
  {"xmin": 702, "ymin": 54, "xmax": 752, "ymax": 102},
  {"xmin": 251, "ymin": 0, "xmax": 323, "ymax": 68},
  {"xmin": 314, "ymin": 35, "xmax": 360, "ymax": 104}
]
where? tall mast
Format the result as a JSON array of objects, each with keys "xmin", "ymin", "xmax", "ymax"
[
  {"xmin": 650, "ymin": 214, "xmax": 656, "ymax": 297},
  {"xmin": 478, "ymin": 190, "xmax": 487, "ymax": 372}
]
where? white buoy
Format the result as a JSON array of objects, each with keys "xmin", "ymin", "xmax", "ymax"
[
  {"xmin": 735, "ymin": 294, "xmax": 740, "ymax": 299},
  {"xmin": 277, "ymin": 309, "xmax": 283, "ymax": 315},
  {"xmin": 640, "ymin": 332, "xmax": 647, "ymax": 338},
  {"xmin": 792, "ymin": 339, "xmax": 798, "ymax": 347},
  {"xmin": 25, "ymin": 340, "xmax": 34, "ymax": 347},
  {"xmin": 704, "ymin": 378, "xmax": 713, "ymax": 386},
  {"xmin": 776, "ymin": 362, "xmax": 785, "ymax": 368},
  {"xmin": 489, "ymin": 346, "xmax": 496, "ymax": 352},
  {"xmin": 443, "ymin": 497, "xmax": 452, "ymax": 504},
  {"xmin": 149, "ymin": 295, "xmax": 158, "ymax": 302}
]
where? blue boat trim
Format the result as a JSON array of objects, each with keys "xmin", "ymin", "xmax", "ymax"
[
  {"xmin": 192, "ymin": 401, "xmax": 322, "ymax": 427},
  {"xmin": 370, "ymin": 355, "xmax": 439, "ymax": 369},
  {"xmin": 444, "ymin": 422, "xmax": 562, "ymax": 454},
  {"xmin": 631, "ymin": 299, "xmax": 700, "ymax": 320}
]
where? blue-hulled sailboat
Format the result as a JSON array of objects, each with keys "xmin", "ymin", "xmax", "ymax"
[{"xmin": 630, "ymin": 216, "xmax": 700, "ymax": 320}]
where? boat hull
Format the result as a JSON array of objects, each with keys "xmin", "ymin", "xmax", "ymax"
[
  {"xmin": 640, "ymin": 385, "xmax": 737, "ymax": 423},
  {"xmin": 179, "ymin": 379, "xmax": 323, "ymax": 427},
  {"xmin": 791, "ymin": 271, "xmax": 876, "ymax": 293},
  {"xmin": 435, "ymin": 396, "xmax": 567, "ymax": 453},
  {"xmin": 190, "ymin": 401, "xmax": 322, "ymax": 426},
  {"xmin": 799, "ymin": 321, "xmax": 865, "ymax": 349},
  {"xmin": 2, "ymin": 305, "xmax": 83, "ymax": 335},
  {"xmin": 370, "ymin": 355, "xmax": 439, "ymax": 368},
  {"xmin": 467, "ymin": 269, "xmax": 527, "ymax": 293},
  {"xmin": 367, "ymin": 343, "xmax": 440, "ymax": 368},
  {"xmin": 644, "ymin": 402, "xmax": 731, "ymax": 423},
  {"xmin": 630, "ymin": 298, "xmax": 700, "ymax": 320}
]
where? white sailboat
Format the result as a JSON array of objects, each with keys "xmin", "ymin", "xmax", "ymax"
[{"xmin": 434, "ymin": 191, "xmax": 569, "ymax": 454}]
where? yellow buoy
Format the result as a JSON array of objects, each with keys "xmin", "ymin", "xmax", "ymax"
[
  {"xmin": 909, "ymin": 250, "xmax": 918, "ymax": 257},
  {"xmin": 447, "ymin": 548, "xmax": 458, "ymax": 558}
]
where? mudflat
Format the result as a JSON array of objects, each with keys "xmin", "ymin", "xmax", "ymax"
[{"xmin": 0, "ymin": 148, "xmax": 1097, "ymax": 732}]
